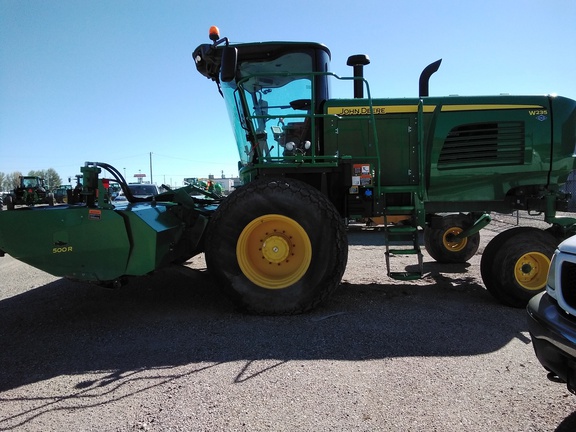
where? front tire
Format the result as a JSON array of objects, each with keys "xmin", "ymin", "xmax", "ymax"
[
  {"xmin": 424, "ymin": 214, "xmax": 480, "ymax": 263},
  {"xmin": 204, "ymin": 177, "xmax": 348, "ymax": 315},
  {"xmin": 480, "ymin": 227, "xmax": 558, "ymax": 307}
]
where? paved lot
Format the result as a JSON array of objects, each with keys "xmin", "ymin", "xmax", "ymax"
[{"xmin": 1, "ymin": 212, "xmax": 576, "ymax": 431}]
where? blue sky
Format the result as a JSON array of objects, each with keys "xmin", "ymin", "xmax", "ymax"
[{"xmin": 1, "ymin": 0, "xmax": 575, "ymax": 187}]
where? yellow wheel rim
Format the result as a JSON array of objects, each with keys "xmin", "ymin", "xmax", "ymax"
[
  {"xmin": 442, "ymin": 227, "xmax": 468, "ymax": 252},
  {"xmin": 237, "ymin": 214, "xmax": 312, "ymax": 289},
  {"xmin": 514, "ymin": 252, "xmax": 550, "ymax": 291}
]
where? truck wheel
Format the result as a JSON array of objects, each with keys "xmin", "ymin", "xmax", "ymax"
[
  {"xmin": 424, "ymin": 214, "xmax": 480, "ymax": 263},
  {"xmin": 204, "ymin": 177, "xmax": 348, "ymax": 315},
  {"xmin": 480, "ymin": 227, "xmax": 558, "ymax": 307}
]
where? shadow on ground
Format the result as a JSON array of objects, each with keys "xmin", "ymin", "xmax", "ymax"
[
  {"xmin": 0, "ymin": 260, "xmax": 527, "ymax": 392},
  {"xmin": 556, "ymin": 410, "xmax": 576, "ymax": 432}
]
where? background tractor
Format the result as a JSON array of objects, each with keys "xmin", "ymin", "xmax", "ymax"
[
  {"xmin": 4, "ymin": 176, "xmax": 54, "ymax": 210},
  {"xmin": 0, "ymin": 28, "xmax": 575, "ymax": 315},
  {"xmin": 53, "ymin": 185, "xmax": 73, "ymax": 204}
]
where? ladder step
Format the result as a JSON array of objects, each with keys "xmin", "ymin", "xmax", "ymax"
[
  {"xmin": 385, "ymin": 206, "xmax": 415, "ymax": 213},
  {"xmin": 389, "ymin": 271, "xmax": 422, "ymax": 281},
  {"xmin": 383, "ymin": 189, "xmax": 424, "ymax": 281},
  {"xmin": 382, "ymin": 186, "xmax": 420, "ymax": 193},
  {"xmin": 387, "ymin": 249, "xmax": 420, "ymax": 255},
  {"xmin": 387, "ymin": 226, "xmax": 417, "ymax": 233}
]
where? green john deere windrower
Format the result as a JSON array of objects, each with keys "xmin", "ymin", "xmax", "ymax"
[{"xmin": 1, "ymin": 26, "xmax": 575, "ymax": 314}]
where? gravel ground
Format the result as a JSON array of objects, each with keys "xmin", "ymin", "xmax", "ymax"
[{"xmin": 1, "ymin": 211, "xmax": 576, "ymax": 431}]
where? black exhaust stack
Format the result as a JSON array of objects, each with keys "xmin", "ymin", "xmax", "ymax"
[
  {"xmin": 419, "ymin": 59, "xmax": 442, "ymax": 97},
  {"xmin": 347, "ymin": 54, "xmax": 370, "ymax": 98}
]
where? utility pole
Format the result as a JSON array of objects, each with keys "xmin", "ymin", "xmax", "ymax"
[{"xmin": 149, "ymin": 152, "xmax": 153, "ymax": 184}]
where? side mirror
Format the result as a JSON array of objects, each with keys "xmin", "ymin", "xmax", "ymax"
[{"xmin": 220, "ymin": 46, "xmax": 238, "ymax": 82}]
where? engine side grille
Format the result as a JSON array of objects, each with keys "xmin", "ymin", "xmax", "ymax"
[{"xmin": 438, "ymin": 121, "xmax": 525, "ymax": 169}]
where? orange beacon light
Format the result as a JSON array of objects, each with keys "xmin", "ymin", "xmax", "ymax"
[{"xmin": 209, "ymin": 26, "xmax": 220, "ymax": 42}]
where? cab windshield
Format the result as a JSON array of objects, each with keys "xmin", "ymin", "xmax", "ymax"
[
  {"xmin": 22, "ymin": 178, "xmax": 39, "ymax": 188},
  {"xmin": 221, "ymin": 51, "xmax": 314, "ymax": 165}
]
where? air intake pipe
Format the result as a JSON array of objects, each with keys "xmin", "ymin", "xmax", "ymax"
[{"xmin": 347, "ymin": 54, "xmax": 370, "ymax": 98}]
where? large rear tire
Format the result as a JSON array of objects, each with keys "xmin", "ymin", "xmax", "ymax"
[
  {"xmin": 424, "ymin": 214, "xmax": 480, "ymax": 263},
  {"xmin": 480, "ymin": 227, "xmax": 558, "ymax": 307},
  {"xmin": 204, "ymin": 177, "xmax": 348, "ymax": 315},
  {"xmin": 4, "ymin": 195, "xmax": 15, "ymax": 211}
]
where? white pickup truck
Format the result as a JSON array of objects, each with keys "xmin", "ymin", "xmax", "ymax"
[{"xmin": 527, "ymin": 235, "xmax": 576, "ymax": 395}]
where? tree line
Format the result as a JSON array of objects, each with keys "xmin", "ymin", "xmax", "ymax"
[{"xmin": 0, "ymin": 169, "xmax": 63, "ymax": 192}]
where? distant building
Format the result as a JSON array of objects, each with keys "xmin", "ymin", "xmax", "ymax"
[
  {"xmin": 134, "ymin": 173, "xmax": 146, "ymax": 184},
  {"xmin": 207, "ymin": 173, "xmax": 240, "ymax": 195},
  {"xmin": 212, "ymin": 178, "xmax": 235, "ymax": 194}
]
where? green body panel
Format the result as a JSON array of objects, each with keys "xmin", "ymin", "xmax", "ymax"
[
  {"xmin": 0, "ymin": 202, "xmax": 191, "ymax": 282},
  {"xmin": 323, "ymin": 95, "xmax": 576, "ymax": 207},
  {"xmin": 0, "ymin": 206, "xmax": 130, "ymax": 280},
  {"xmin": 323, "ymin": 100, "xmax": 418, "ymax": 186},
  {"xmin": 115, "ymin": 203, "xmax": 187, "ymax": 275},
  {"xmin": 425, "ymin": 96, "xmax": 554, "ymax": 203}
]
